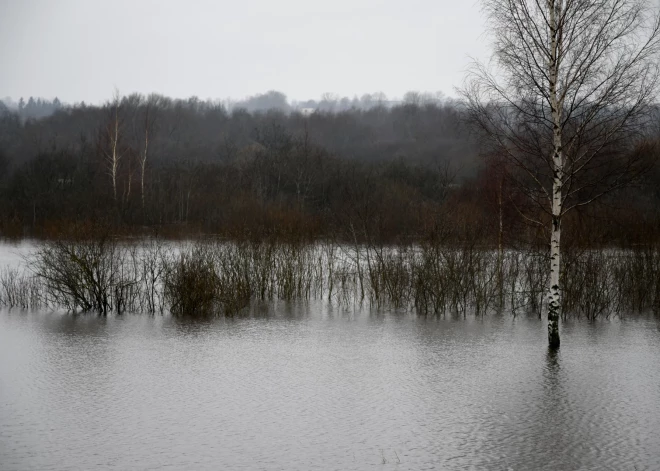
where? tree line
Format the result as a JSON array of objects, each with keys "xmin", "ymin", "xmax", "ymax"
[{"xmin": 0, "ymin": 90, "xmax": 658, "ymax": 247}]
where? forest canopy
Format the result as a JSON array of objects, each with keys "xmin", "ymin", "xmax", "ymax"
[{"xmin": 0, "ymin": 90, "xmax": 658, "ymax": 245}]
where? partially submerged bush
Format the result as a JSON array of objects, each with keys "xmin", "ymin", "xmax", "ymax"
[
  {"xmin": 164, "ymin": 245, "xmax": 219, "ymax": 317},
  {"xmin": 214, "ymin": 244, "xmax": 254, "ymax": 315},
  {"xmin": 8, "ymin": 236, "xmax": 659, "ymax": 319},
  {"xmin": 0, "ymin": 268, "xmax": 41, "ymax": 309},
  {"xmin": 136, "ymin": 238, "xmax": 169, "ymax": 314},
  {"xmin": 28, "ymin": 237, "xmax": 137, "ymax": 314}
]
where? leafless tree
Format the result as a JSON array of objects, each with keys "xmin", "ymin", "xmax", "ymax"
[
  {"xmin": 103, "ymin": 90, "xmax": 124, "ymax": 202},
  {"xmin": 462, "ymin": 0, "xmax": 660, "ymax": 348},
  {"xmin": 138, "ymin": 95, "xmax": 159, "ymax": 209}
]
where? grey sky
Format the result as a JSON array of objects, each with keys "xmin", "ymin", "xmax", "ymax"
[{"xmin": 0, "ymin": 0, "xmax": 488, "ymax": 104}]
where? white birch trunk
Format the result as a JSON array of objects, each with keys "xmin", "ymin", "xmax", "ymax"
[
  {"xmin": 141, "ymin": 105, "xmax": 151, "ymax": 210},
  {"xmin": 126, "ymin": 159, "xmax": 132, "ymax": 201},
  {"xmin": 141, "ymin": 127, "xmax": 148, "ymax": 209},
  {"xmin": 111, "ymin": 114, "xmax": 118, "ymax": 202},
  {"xmin": 547, "ymin": 0, "xmax": 562, "ymax": 349},
  {"xmin": 107, "ymin": 101, "xmax": 120, "ymax": 202},
  {"xmin": 548, "ymin": 174, "xmax": 562, "ymax": 348}
]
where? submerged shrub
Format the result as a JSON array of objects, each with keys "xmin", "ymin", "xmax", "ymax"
[
  {"xmin": 0, "ymin": 268, "xmax": 41, "ymax": 309},
  {"xmin": 163, "ymin": 245, "xmax": 219, "ymax": 317},
  {"xmin": 136, "ymin": 239, "xmax": 170, "ymax": 314},
  {"xmin": 213, "ymin": 243, "xmax": 255, "ymax": 315},
  {"xmin": 10, "ymin": 236, "xmax": 660, "ymax": 319},
  {"xmin": 29, "ymin": 237, "xmax": 137, "ymax": 314}
]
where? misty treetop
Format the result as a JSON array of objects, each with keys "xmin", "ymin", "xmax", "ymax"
[{"xmin": 0, "ymin": 96, "xmax": 63, "ymax": 121}]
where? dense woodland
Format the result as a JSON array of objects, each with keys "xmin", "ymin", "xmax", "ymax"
[{"xmin": 0, "ymin": 92, "xmax": 659, "ymax": 246}]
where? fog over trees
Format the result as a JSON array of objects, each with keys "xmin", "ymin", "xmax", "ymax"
[
  {"xmin": 1, "ymin": 83, "xmax": 660, "ymax": 249},
  {"xmin": 0, "ymin": 90, "xmax": 480, "ymax": 239},
  {"xmin": 0, "ymin": 83, "xmax": 659, "ymax": 252},
  {"xmin": 0, "ymin": 96, "xmax": 63, "ymax": 122}
]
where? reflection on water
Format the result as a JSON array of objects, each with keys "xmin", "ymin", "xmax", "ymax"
[{"xmin": 1, "ymin": 308, "xmax": 659, "ymax": 470}]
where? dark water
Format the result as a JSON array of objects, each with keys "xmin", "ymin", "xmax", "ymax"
[{"xmin": 1, "ymin": 306, "xmax": 659, "ymax": 471}]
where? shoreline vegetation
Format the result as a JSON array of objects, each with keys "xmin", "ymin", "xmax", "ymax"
[
  {"xmin": 0, "ymin": 235, "xmax": 658, "ymax": 320},
  {"xmin": 2, "ymin": 94, "xmax": 660, "ymax": 326}
]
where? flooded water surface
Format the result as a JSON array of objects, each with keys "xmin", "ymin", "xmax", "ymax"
[{"xmin": 1, "ymin": 307, "xmax": 660, "ymax": 470}]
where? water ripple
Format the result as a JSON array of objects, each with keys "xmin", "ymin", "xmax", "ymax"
[{"xmin": 1, "ymin": 310, "xmax": 659, "ymax": 470}]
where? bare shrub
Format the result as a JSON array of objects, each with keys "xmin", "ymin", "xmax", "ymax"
[
  {"xmin": 13, "ymin": 236, "xmax": 660, "ymax": 320},
  {"xmin": 28, "ymin": 237, "xmax": 137, "ymax": 313},
  {"xmin": 136, "ymin": 239, "xmax": 170, "ymax": 314},
  {"xmin": 0, "ymin": 268, "xmax": 41, "ymax": 309},
  {"xmin": 163, "ymin": 245, "xmax": 219, "ymax": 317}
]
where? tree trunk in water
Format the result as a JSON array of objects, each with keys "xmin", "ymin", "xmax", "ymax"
[
  {"xmin": 548, "ymin": 212, "xmax": 561, "ymax": 349},
  {"xmin": 547, "ymin": 0, "xmax": 562, "ymax": 349}
]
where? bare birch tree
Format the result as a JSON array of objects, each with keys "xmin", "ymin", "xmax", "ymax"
[
  {"xmin": 103, "ymin": 91, "xmax": 123, "ymax": 202},
  {"xmin": 136, "ymin": 94, "xmax": 160, "ymax": 209},
  {"xmin": 463, "ymin": 0, "xmax": 660, "ymax": 348}
]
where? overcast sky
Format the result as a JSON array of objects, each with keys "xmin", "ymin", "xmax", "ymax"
[{"xmin": 0, "ymin": 0, "xmax": 488, "ymax": 104}]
